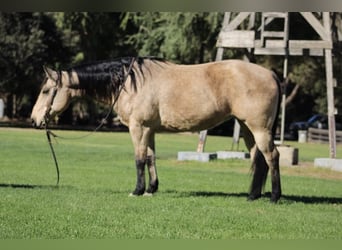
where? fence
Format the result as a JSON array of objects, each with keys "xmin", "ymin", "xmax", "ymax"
[{"xmin": 308, "ymin": 127, "xmax": 342, "ymax": 144}]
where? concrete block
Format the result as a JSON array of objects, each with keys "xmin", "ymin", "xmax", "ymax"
[
  {"xmin": 314, "ymin": 158, "xmax": 334, "ymax": 169},
  {"xmin": 177, "ymin": 151, "xmax": 217, "ymax": 162},
  {"xmin": 298, "ymin": 130, "xmax": 308, "ymax": 143},
  {"xmin": 277, "ymin": 145, "xmax": 298, "ymax": 166},
  {"xmin": 331, "ymin": 159, "xmax": 342, "ymax": 172},
  {"xmin": 216, "ymin": 151, "xmax": 250, "ymax": 159},
  {"xmin": 314, "ymin": 158, "xmax": 342, "ymax": 172}
]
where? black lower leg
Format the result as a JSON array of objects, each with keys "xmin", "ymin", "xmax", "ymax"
[
  {"xmin": 132, "ymin": 159, "xmax": 146, "ymax": 195},
  {"xmin": 270, "ymin": 171, "xmax": 282, "ymax": 203},
  {"xmin": 146, "ymin": 156, "xmax": 158, "ymax": 194},
  {"xmin": 146, "ymin": 180, "xmax": 158, "ymax": 194},
  {"xmin": 270, "ymin": 149, "xmax": 281, "ymax": 203},
  {"xmin": 248, "ymin": 152, "xmax": 269, "ymax": 201}
]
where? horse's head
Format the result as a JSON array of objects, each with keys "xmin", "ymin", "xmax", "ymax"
[{"xmin": 31, "ymin": 66, "xmax": 80, "ymax": 128}]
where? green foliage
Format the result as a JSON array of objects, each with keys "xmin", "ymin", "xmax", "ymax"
[
  {"xmin": 122, "ymin": 12, "xmax": 223, "ymax": 63},
  {"xmin": 0, "ymin": 13, "xmax": 70, "ymax": 92},
  {"xmin": 0, "ymin": 13, "xmax": 72, "ymax": 118},
  {"xmin": 0, "ymin": 129, "xmax": 342, "ymax": 239},
  {"xmin": 289, "ymin": 57, "xmax": 327, "ymax": 115},
  {"xmin": 54, "ymin": 13, "xmax": 136, "ymax": 62}
]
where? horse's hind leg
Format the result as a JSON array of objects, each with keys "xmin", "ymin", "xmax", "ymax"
[
  {"xmin": 146, "ymin": 132, "xmax": 159, "ymax": 194},
  {"xmin": 249, "ymin": 148, "xmax": 269, "ymax": 200},
  {"xmin": 253, "ymin": 131, "xmax": 281, "ymax": 202},
  {"xmin": 239, "ymin": 122, "xmax": 269, "ymax": 200}
]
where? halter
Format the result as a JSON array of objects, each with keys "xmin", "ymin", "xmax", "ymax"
[
  {"xmin": 43, "ymin": 71, "xmax": 61, "ymax": 126},
  {"xmin": 45, "ymin": 57, "xmax": 136, "ymax": 185}
]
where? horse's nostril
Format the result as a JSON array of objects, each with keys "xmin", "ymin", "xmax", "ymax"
[{"xmin": 31, "ymin": 119, "xmax": 42, "ymax": 129}]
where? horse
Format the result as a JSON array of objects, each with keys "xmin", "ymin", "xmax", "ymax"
[{"xmin": 31, "ymin": 56, "xmax": 281, "ymax": 202}]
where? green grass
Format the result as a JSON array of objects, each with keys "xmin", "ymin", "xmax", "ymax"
[{"xmin": 0, "ymin": 128, "xmax": 341, "ymax": 239}]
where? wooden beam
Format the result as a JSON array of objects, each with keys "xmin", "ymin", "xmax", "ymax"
[
  {"xmin": 253, "ymin": 46, "xmax": 286, "ymax": 55},
  {"xmin": 300, "ymin": 12, "xmax": 330, "ymax": 41},
  {"xmin": 261, "ymin": 31, "xmax": 286, "ymax": 38},
  {"xmin": 224, "ymin": 12, "xmax": 252, "ymax": 31},
  {"xmin": 263, "ymin": 12, "xmax": 287, "ymax": 18},
  {"xmin": 254, "ymin": 45, "xmax": 324, "ymax": 56},
  {"xmin": 289, "ymin": 40, "xmax": 332, "ymax": 49},
  {"xmin": 217, "ymin": 31, "xmax": 255, "ymax": 48}
]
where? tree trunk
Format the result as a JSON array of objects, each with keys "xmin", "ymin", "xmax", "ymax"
[{"xmin": 285, "ymin": 83, "xmax": 300, "ymax": 106}]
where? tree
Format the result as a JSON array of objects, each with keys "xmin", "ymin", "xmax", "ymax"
[
  {"xmin": 54, "ymin": 12, "xmax": 137, "ymax": 63},
  {"xmin": 0, "ymin": 12, "xmax": 71, "ymax": 118},
  {"xmin": 121, "ymin": 12, "xmax": 223, "ymax": 63}
]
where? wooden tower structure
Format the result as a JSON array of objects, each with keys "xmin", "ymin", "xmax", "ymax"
[{"xmin": 197, "ymin": 12, "xmax": 337, "ymax": 158}]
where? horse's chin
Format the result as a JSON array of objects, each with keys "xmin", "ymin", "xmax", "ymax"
[
  {"xmin": 31, "ymin": 119, "xmax": 46, "ymax": 129},
  {"xmin": 31, "ymin": 114, "xmax": 51, "ymax": 129}
]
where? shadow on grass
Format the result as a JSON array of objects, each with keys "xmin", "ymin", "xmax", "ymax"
[
  {"xmin": 0, "ymin": 183, "xmax": 58, "ymax": 189},
  {"xmin": 2, "ymin": 184, "xmax": 340, "ymax": 204},
  {"xmin": 166, "ymin": 190, "xmax": 342, "ymax": 204},
  {"xmin": 280, "ymin": 193, "xmax": 342, "ymax": 205},
  {"xmin": 0, "ymin": 183, "xmax": 128, "ymax": 195}
]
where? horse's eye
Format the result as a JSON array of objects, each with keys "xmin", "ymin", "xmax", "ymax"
[{"xmin": 42, "ymin": 88, "xmax": 50, "ymax": 95}]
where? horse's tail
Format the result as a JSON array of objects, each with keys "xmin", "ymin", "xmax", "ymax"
[{"xmin": 271, "ymin": 71, "xmax": 282, "ymax": 140}]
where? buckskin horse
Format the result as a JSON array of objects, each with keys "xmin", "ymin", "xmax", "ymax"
[{"xmin": 31, "ymin": 57, "xmax": 281, "ymax": 202}]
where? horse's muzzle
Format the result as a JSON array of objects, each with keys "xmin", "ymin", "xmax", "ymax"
[{"xmin": 31, "ymin": 118, "xmax": 46, "ymax": 129}]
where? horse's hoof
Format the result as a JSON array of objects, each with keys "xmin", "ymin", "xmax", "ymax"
[
  {"xmin": 128, "ymin": 192, "xmax": 153, "ymax": 197},
  {"xmin": 270, "ymin": 195, "xmax": 281, "ymax": 203},
  {"xmin": 269, "ymin": 191, "xmax": 281, "ymax": 203},
  {"xmin": 129, "ymin": 188, "xmax": 145, "ymax": 196},
  {"xmin": 247, "ymin": 194, "xmax": 261, "ymax": 201}
]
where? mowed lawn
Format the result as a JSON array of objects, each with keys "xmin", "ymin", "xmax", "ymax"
[{"xmin": 0, "ymin": 127, "xmax": 341, "ymax": 239}]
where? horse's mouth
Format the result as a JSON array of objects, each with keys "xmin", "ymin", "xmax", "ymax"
[
  {"xmin": 31, "ymin": 120, "xmax": 43, "ymax": 129},
  {"xmin": 31, "ymin": 118, "xmax": 47, "ymax": 129}
]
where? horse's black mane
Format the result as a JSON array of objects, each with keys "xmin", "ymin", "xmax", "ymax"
[{"xmin": 67, "ymin": 56, "xmax": 166, "ymax": 100}]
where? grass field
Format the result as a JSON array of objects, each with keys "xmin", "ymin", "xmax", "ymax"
[{"xmin": 0, "ymin": 127, "xmax": 341, "ymax": 239}]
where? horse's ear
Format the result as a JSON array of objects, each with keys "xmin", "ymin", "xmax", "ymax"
[{"xmin": 43, "ymin": 66, "xmax": 59, "ymax": 82}]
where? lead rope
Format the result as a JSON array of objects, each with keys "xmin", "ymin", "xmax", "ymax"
[
  {"xmin": 45, "ymin": 57, "xmax": 136, "ymax": 185},
  {"xmin": 45, "ymin": 128, "xmax": 60, "ymax": 185}
]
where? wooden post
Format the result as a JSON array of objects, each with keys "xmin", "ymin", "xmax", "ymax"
[
  {"xmin": 280, "ymin": 57, "xmax": 287, "ymax": 144},
  {"xmin": 280, "ymin": 12, "xmax": 289, "ymax": 144},
  {"xmin": 197, "ymin": 130, "xmax": 207, "ymax": 153},
  {"xmin": 324, "ymin": 48, "xmax": 337, "ymax": 158},
  {"xmin": 323, "ymin": 12, "xmax": 337, "ymax": 158}
]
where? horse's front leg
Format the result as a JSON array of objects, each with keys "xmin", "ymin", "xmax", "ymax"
[
  {"xmin": 146, "ymin": 133, "xmax": 158, "ymax": 194},
  {"xmin": 129, "ymin": 122, "xmax": 152, "ymax": 196},
  {"xmin": 131, "ymin": 159, "xmax": 146, "ymax": 196}
]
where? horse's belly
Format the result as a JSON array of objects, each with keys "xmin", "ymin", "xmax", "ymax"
[{"xmin": 160, "ymin": 110, "xmax": 231, "ymax": 132}]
